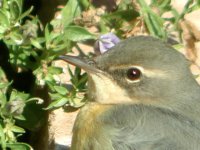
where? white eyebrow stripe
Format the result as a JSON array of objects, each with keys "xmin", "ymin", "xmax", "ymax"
[{"xmin": 143, "ymin": 69, "xmax": 168, "ymax": 78}]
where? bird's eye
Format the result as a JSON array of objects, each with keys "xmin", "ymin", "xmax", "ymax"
[{"xmin": 126, "ymin": 67, "xmax": 142, "ymax": 81}]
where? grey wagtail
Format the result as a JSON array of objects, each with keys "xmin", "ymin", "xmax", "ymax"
[{"xmin": 60, "ymin": 36, "xmax": 200, "ymax": 150}]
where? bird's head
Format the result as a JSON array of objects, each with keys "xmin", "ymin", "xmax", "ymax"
[{"xmin": 60, "ymin": 36, "xmax": 198, "ymax": 107}]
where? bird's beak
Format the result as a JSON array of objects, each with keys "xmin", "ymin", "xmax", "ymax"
[{"xmin": 59, "ymin": 55, "xmax": 100, "ymax": 73}]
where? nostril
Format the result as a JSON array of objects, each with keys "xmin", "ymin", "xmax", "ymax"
[{"xmin": 87, "ymin": 60, "xmax": 96, "ymax": 66}]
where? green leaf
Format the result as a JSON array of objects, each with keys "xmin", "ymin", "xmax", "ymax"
[
  {"xmin": 68, "ymin": 66, "xmax": 74, "ymax": 78},
  {"xmin": 44, "ymin": 73, "xmax": 54, "ymax": 83},
  {"xmin": 45, "ymin": 24, "xmax": 51, "ymax": 47},
  {"xmin": 14, "ymin": 115, "xmax": 26, "ymax": 121},
  {"xmin": 11, "ymin": 125, "xmax": 25, "ymax": 133},
  {"xmin": 47, "ymin": 66, "xmax": 63, "ymax": 74},
  {"xmin": 61, "ymin": 0, "xmax": 81, "ymax": 26},
  {"xmin": 49, "ymin": 93, "xmax": 63, "ymax": 100},
  {"xmin": 0, "ymin": 67, "xmax": 6, "ymax": 78},
  {"xmin": 0, "ymin": 26, "xmax": 7, "ymax": 35},
  {"xmin": 45, "ymin": 97, "xmax": 68, "ymax": 110},
  {"xmin": 0, "ymin": 10, "xmax": 10, "ymax": 26},
  {"xmin": 15, "ymin": 0, "xmax": 23, "ymax": 13},
  {"xmin": 75, "ymin": 66, "xmax": 81, "ymax": 79},
  {"xmin": 6, "ymin": 143, "xmax": 33, "ymax": 150},
  {"xmin": 10, "ymin": 0, "xmax": 21, "ymax": 20},
  {"xmin": 54, "ymin": 85, "xmax": 68, "ymax": 95},
  {"xmin": 69, "ymin": 96, "xmax": 86, "ymax": 107},
  {"xmin": 0, "ymin": 82, "xmax": 10, "ymax": 90},
  {"xmin": 50, "ymin": 36, "xmax": 71, "ymax": 52},
  {"xmin": 79, "ymin": 0, "xmax": 90, "ymax": 9},
  {"xmin": 159, "ymin": 0, "xmax": 171, "ymax": 10},
  {"xmin": 30, "ymin": 38, "xmax": 43, "ymax": 49},
  {"xmin": 148, "ymin": 13, "xmax": 165, "ymax": 38},
  {"xmin": 137, "ymin": 0, "xmax": 166, "ymax": 39},
  {"xmin": 10, "ymin": 31, "xmax": 23, "ymax": 45},
  {"xmin": 17, "ymin": 6, "xmax": 33, "ymax": 21},
  {"xmin": 50, "ymin": 42, "xmax": 70, "ymax": 52},
  {"xmin": 103, "ymin": 9, "xmax": 139, "ymax": 22},
  {"xmin": 64, "ymin": 26, "xmax": 96, "ymax": 41},
  {"xmin": 0, "ymin": 124, "xmax": 6, "ymax": 150},
  {"xmin": 68, "ymin": 66, "xmax": 78, "ymax": 85},
  {"xmin": 46, "ymin": 81, "xmax": 55, "ymax": 91},
  {"xmin": 9, "ymin": 90, "xmax": 19, "ymax": 101},
  {"xmin": 5, "ymin": 100, "xmax": 26, "ymax": 116},
  {"xmin": 9, "ymin": 90, "xmax": 29, "ymax": 102},
  {"xmin": 0, "ymin": 91, "xmax": 7, "ymax": 106},
  {"xmin": 173, "ymin": 43, "xmax": 184, "ymax": 52},
  {"xmin": 118, "ymin": 0, "xmax": 133, "ymax": 10},
  {"xmin": 77, "ymin": 73, "xmax": 88, "ymax": 89}
]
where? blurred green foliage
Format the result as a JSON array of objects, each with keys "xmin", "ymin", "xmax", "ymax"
[{"xmin": 0, "ymin": 0, "xmax": 199, "ymax": 149}]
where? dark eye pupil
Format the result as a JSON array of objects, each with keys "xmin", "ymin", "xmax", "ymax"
[{"xmin": 127, "ymin": 68, "xmax": 141, "ymax": 80}]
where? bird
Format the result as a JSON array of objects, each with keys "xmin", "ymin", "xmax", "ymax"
[{"xmin": 60, "ymin": 36, "xmax": 200, "ymax": 150}]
